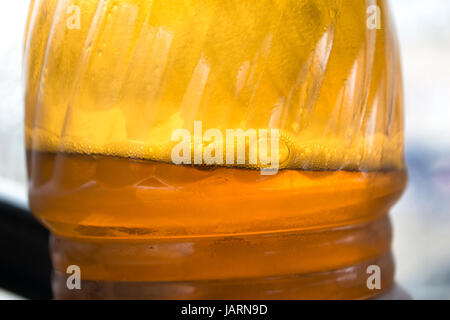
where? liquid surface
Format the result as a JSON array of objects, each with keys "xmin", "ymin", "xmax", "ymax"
[{"xmin": 29, "ymin": 151, "xmax": 406, "ymax": 239}]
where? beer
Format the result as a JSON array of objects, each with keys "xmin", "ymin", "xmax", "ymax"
[{"xmin": 25, "ymin": 0, "xmax": 406, "ymax": 299}]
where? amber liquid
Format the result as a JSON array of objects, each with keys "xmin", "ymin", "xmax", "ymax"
[
  {"xmin": 28, "ymin": 150, "xmax": 406, "ymax": 299},
  {"xmin": 25, "ymin": 0, "xmax": 406, "ymax": 299}
]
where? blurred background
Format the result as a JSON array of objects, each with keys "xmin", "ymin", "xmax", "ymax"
[{"xmin": 0, "ymin": 0, "xmax": 449, "ymax": 299}]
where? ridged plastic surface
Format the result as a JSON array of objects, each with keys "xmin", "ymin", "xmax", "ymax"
[
  {"xmin": 25, "ymin": 0, "xmax": 407, "ymax": 299},
  {"xmin": 25, "ymin": 0, "xmax": 404, "ymax": 171}
]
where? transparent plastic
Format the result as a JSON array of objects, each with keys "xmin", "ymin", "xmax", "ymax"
[{"xmin": 25, "ymin": 0, "xmax": 406, "ymax": 299}]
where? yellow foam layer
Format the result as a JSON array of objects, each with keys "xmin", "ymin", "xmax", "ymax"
[{"xmin": 26, "ymin": 125, "xmax": 403, "ymax": 171}]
